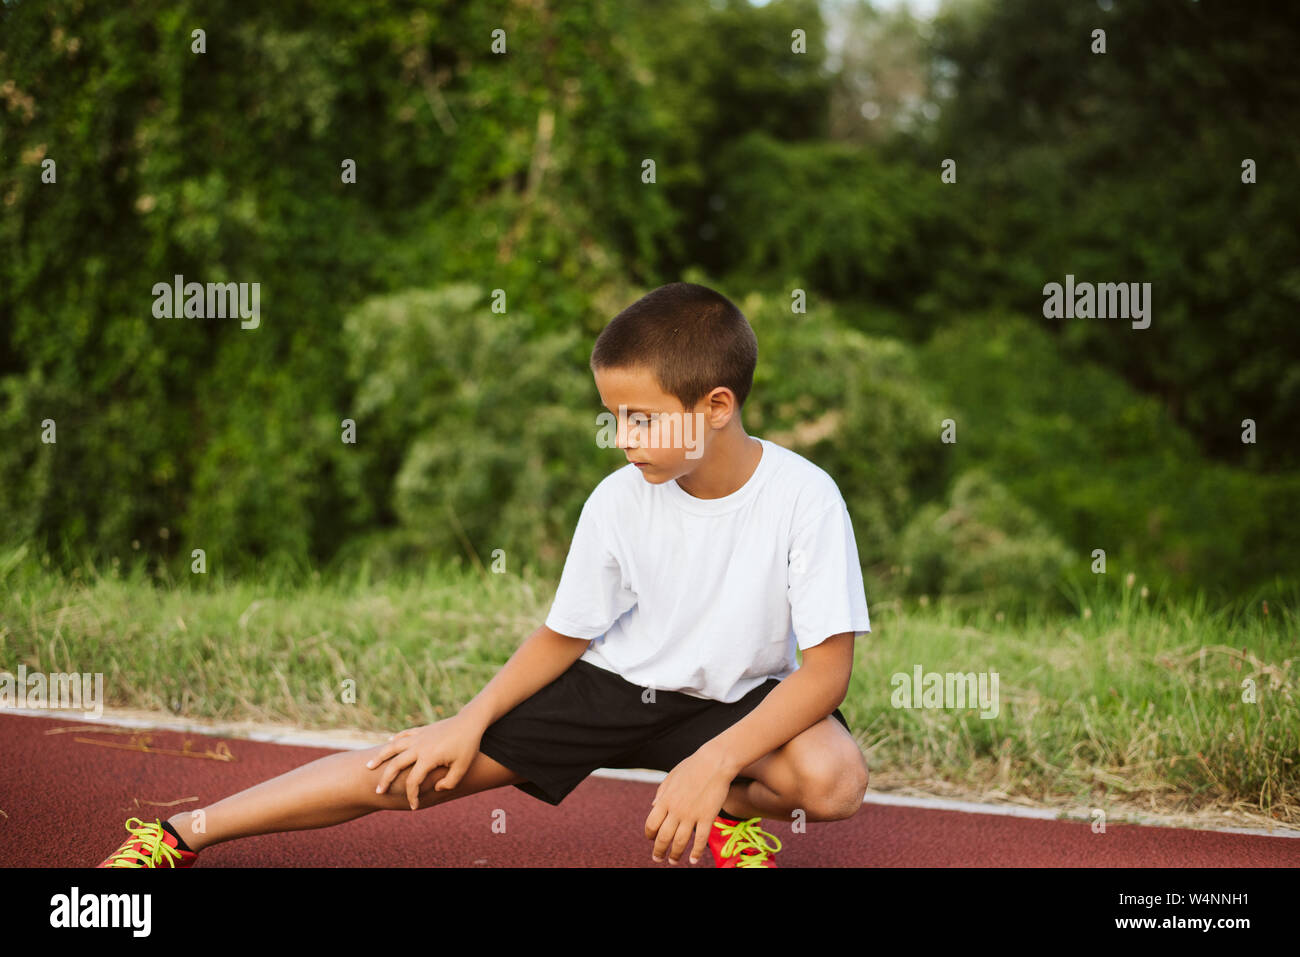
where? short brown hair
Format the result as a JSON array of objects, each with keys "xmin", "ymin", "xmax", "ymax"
[{"xmin": 590, "ymin": 282, "xmax": 758, "ymax": 412}]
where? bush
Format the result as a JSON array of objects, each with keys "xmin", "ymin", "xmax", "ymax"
[
  {"xmin": 334, "ymin": 283, "xmax": 611, "ymax": 579},
  {"xmin": 896, "ymin": 469, "xmax": 1075, "ymax": 607}
]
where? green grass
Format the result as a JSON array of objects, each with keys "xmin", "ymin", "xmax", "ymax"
[
  {"xmin": 2, "ymin": 548, "xmax": 1295, "ymax": 824},
  {"xmin": 851, "ymin": 579, "xmax": 1297, "ymax": 824}
]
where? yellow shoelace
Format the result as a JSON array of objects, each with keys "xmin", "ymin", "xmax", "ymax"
[
  {"xmin": 714, "ymin": 817, "xmax": 782, "ymax": 867},
  {"xmin": 105, "ymin": 817, "xmax": 186, "ymax": 868}
]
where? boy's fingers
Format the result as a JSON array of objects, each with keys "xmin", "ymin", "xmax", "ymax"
[
  {"xmin": 652, "ymin": 815, "xmax": 679, "ymax": 861},
  {"xmin": 365, "ymin": 742, "xmax": 396, "ymax": 769},
  {"xmin": 406, "ymin": 760, "xmax": 431, "ymax": 810},
  {"xmin": 644, "ymin": 801, "xmax": 668, "ymax": 839},
  {"xmin": 434, "ymin": 757, "xmax": 462, "ymax": 790},
  {"xmin": 375, "ymin": 749, "xmax": 415, "ymax": 795},
  {"xmin": 669, "ymin": 820, "xmax": 693, "ymax": 864},
  {"xmin": 690, "ymin": 824, "xmax": 709, "ymax": 864}
]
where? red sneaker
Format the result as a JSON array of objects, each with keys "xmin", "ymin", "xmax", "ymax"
[
  {"xmin": 97, "ymin": 817, "xmax": 199, "ymax": 868},
  {"xmin": 707, "ymin": 815, "xmax": 782, "ymax": 867}
]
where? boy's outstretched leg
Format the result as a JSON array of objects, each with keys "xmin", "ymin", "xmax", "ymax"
[
  {"xmin": 167, "ymin": 743, "xmax": 525, "ymax": 853},
  {"xmin": 98, "ymin": 743, "xmax": 525, "ymax": 865}
]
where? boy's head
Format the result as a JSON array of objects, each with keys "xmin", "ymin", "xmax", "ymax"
[{"xmin": 590, "ymin": 282, "xmax": 758, "ymax": 483}]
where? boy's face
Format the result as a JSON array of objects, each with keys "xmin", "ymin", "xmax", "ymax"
[{"xmin": 593, "ymin": 366, "xmax": 712, "ymax": 483}]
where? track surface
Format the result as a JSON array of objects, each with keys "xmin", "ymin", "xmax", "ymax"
[{"xmin": 2, "ymin": 712, "xmax": 1297, "ymax": 867}]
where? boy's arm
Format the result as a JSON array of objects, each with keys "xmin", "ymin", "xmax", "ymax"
[
  {"xmin": 457, "ymin": 624, "xmax": 590, "ymax": 732},
  {"xmin": 697, "ymin": 632, "xmax": 854, "ymax": 778}
]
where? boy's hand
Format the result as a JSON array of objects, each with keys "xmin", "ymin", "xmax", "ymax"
[
  {"xmin": 365, "ymin": 715, "xmax": 485, "ymax": 810},
  {"xmin": 644, "ymin": 747, "xmax": 735, "ymax": 865}
]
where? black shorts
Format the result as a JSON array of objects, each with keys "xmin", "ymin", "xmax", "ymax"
[{"xmin": 476, "ymin": 658, "xmax": 852, "ymax": 806}]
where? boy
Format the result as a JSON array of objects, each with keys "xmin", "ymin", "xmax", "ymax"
[{"xmin": 98, "ymin": 281, "xmax": 871, "ymax": 869}]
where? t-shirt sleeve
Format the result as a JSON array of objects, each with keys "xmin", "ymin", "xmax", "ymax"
[
  {"xmin": 544, "ymin": 486, "xmax": 637, "ymax": 640},
  {"xmin": 787, "ymin": 499, "xmax": 872, "ymax": 651}
]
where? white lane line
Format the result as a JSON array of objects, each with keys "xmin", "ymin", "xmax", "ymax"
[
  {"xmin": 859, "ymin": 792, "xmax": 1300, "ymax": 839},
  {"xmin": 0, "ymin": 706, "xmax": 387, "ymax": 751},
  {"xmin": 591, "ymin": 767, "xmax": 1300, "ymax": 838},
  {"xmin": 6, "ymin": 706, "xmax": 1297, "ymax": 839}
]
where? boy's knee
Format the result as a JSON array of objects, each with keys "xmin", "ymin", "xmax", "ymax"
[
  {"xmin": 842, "ymin": 758, "xmax": 870, "ymax": 814},
  {"xmin": 799, "ymin": 761, "xmax": 868, "ymax": 821}
]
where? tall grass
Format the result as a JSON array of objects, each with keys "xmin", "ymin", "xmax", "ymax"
[{"xmin": 2, "ymin": 548, "xmax": 1295, "ymax": 823}]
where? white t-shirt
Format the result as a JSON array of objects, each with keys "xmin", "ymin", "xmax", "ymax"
[{"xmin": 544, "ymin": 436, "xmax": 871, "ymax": 703}]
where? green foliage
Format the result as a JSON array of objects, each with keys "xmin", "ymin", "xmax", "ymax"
[
  {"xmin": 0, "ymin": 0, "xmax": 669, "ymax": 578},
  {"xmin": 896, "ymin": 469, "xmax": 1075, "ymax": 607},
  {"xmin": 0, "ymin": 0, "xmax": 1294, "ymax": 609},
  {"xmin": 919, "ymin": 314, "xmax": 1300, "ymax": 599},
  {"xmin": 926, "ymin": 0, "xmax": 1300, "ymax": 469},
  {"xmin": 617, "ymin": 0, "xmax": 836, "ymax": 276},
  {"xmin": 333, "ymin": 284, "xmax": 611, "ymax": 579},
  {"xmin": 709, "ymin": 133, "xmax": 953, "ymax": 305}
]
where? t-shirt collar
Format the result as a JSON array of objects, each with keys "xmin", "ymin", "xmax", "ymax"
[{"xmin": 662, "ymin": 437, "xmax": 773, "ymax": 515}]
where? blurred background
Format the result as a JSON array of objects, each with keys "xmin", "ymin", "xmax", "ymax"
[
  {"xmin": 3, "ymin": 0, "xmax": 1298, "ymax": 818},
  {"xmin": 3, "ymin": 0, "xmax": 1297, "ymax": 604}
]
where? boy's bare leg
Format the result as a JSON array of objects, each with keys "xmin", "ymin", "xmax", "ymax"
[
  {"xmin": 165, "ymin": 745, "xmax": 524, "ymax": 852},
  {"xmin": 721, "ymin": 776, "xmax": 795, "ymax": 821},
  {"xmin": 715, "ymin": 717, "xmax": 869, "ymax": 823}
]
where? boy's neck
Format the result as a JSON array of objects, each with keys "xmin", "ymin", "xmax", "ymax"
[{"xmin": 674, "ymin": 433, "xmax": 763, "ymax": 500}]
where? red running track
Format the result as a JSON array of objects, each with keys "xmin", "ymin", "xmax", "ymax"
[{"xmin": 2, "ymin": 712, "xmax": 1297, "ymax": 868}]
